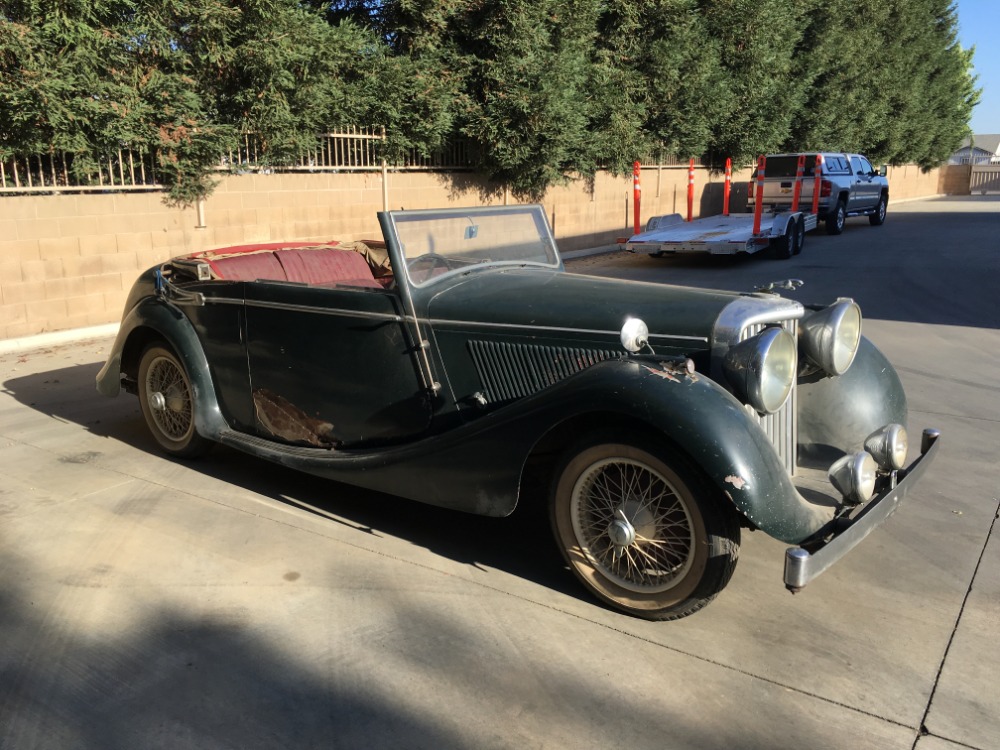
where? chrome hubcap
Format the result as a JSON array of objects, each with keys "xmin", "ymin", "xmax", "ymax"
[{"xmin": 150, "ymin": 391, "xmax": 166, "ymax": 410}]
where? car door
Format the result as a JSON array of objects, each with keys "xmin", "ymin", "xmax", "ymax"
[
  {"xmin": 243, "ymin": 281, "xmax": 432, "ymax": 447},
  {"xmin": 849, "ymin": 155, "xmax": 876, "ymax": 211}
]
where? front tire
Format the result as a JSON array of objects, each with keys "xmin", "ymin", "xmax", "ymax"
[
  {"xmin": 137, "ymin": 344, "xmax": 211, "ymax": 457},
  {"xmin": 550, "ymin": 439, "xmax": 740, "ymax": 620}
]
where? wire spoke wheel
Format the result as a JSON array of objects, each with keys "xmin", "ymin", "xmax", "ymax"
[
  {"xmin": 571, "ymin": 457, "xmax": 695, "ymax": 593},
  {"xmin": 552, "ymin": 439, "xmax": 739, "ymax": 620},
  {"xmin": 138, "ymin": 344, "xmax": 210, "ymax": 457}
]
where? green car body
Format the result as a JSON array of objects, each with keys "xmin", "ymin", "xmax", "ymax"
[{"xmin": 97, "ymin": 205, "xmax": 939, "ymax": 620}]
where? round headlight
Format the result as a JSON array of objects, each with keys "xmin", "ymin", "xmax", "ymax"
[
  {"xmin": 800, "ymin": 300, "xmax": 862, "ymax": 376},
  {"xmin": 723, "ymin": 326, "xmax": 797, "ymax": 414}
]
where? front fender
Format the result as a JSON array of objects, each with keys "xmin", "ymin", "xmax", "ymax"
[
  {"xmin": 797, "ymin": 336, "xmax": 907, "ymax": 462},
  {"xmin": 95, "ymin": 298, "xmax": 229, "ymax": 440},
  {"xmin": 345, "ymin": 357, "xmax": 835, "ymax": 541},
  {"xmin": 538, "ymin": 358, "xmax": 834, "ymax": 543}
]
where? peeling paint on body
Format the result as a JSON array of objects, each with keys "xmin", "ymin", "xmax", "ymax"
[
  {"xmin": 253, "ymin": 388, "xmax": 338, "ymax": 448},
  {"xmin": 725, "ymin": 474, "xmax": 750, "ymax": 490}
]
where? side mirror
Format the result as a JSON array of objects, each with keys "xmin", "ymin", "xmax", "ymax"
[{"xmin": 879, "ymin": 165, "xmax": 888, "ymax": 177}]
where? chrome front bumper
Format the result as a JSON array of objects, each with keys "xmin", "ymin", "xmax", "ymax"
[{"xmin": 783, "ymin": 428, "xmax": 941, "ymax": 592}]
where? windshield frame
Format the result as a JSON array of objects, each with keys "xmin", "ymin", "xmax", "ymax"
[{"xmin": 382, "ymin": 205, "xmax": 563, "ymax": 289}]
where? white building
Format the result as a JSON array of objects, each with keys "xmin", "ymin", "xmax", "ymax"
[{"xmin": 950, "ymin": 134, "xmax": 1000, "ymax": 165}]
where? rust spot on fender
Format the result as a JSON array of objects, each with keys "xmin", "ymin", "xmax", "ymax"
[
  {"xmin": 643, "ymin": 360, "xmax": 699, "ymax": 383},
  {"xmin": 725, "ymin": 475, "xmax": 749, "ymax": 490},
  {"xmin": 253, "ymin": 389, "xmax": 338, "ymax": 448}
]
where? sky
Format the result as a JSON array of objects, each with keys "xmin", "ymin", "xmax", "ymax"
[{"xmin": 955, "ymin": 0, "xmax": 1000, "ymax": 134}]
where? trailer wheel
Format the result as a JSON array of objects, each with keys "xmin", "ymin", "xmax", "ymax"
[
  {"xmin": 771, "ymin": 221, "xmax": 794, "ymax": 260},
  {"xmin": 826, "ymin": 199, "xmax": 847, "ymax": 235},
  {"xmin": 792, "ymin": 217, "xmax": 805, "ymax": 255}
]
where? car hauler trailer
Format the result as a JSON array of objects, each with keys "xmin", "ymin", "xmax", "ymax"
[{"xmin": 625, "ymin": 154, "xmax": 821, "ymax": 260}]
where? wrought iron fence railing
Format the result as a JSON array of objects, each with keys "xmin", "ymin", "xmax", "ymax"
[{"xmin": 1, "ymin": 127, "xmax": 690, "ymax": 194}]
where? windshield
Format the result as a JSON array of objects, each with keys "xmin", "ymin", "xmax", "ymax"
[{"xmin": 386, "ymin": 205, "xmax": 560, "ymax": 286}]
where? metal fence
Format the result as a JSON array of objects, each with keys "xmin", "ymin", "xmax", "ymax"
[
  {"xmin": 970, "ymin": 164, "xmax": 1000, "ymax": 194},
  {"xmin": 1, "ymin": 127, "xmax": 689, "ymax": 194},
  {"xmin": 0, "ymin": 149, "xmax": 161, "ymax": 193}
]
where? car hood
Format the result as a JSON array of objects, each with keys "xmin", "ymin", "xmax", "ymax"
[{"xmin": 424, "ymin": 267, "xmax": 742, "ymax": 352}]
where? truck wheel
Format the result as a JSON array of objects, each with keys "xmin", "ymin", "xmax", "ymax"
[
  {"xmin": 771, "ymin": 221, "xmax": 794, "ymax": 260},
  {"xmin": 826, "ymin": 199, "xmax": 847, "ymax": 235},
  {"xmin": 138, "ymin": 344, "xmax": 211, "ymax": 458},
  {"xmin": 869, "ymin": 194, "xmax": 887, "ymax": 226},
  {"xmin": 550, "ymin": 438, "xmax": 740, "ymax": 620}
]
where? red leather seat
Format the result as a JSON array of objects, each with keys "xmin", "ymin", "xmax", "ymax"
[
  {"xmin": 207, "ymin": 252, "xmax": 286, "ymax": 282},
  {"xmin": 274, "ymin": 248, "xmax": 381, "ymax": 288}
]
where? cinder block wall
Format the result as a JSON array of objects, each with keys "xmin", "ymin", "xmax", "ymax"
[{"xmin": 0, "ymin": 163, "xmax": 970, "ymax": 340}]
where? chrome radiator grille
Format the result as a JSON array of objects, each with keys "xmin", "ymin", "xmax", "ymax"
[
  {"xmin": 740, "ymin": 320, "xmax": 798, "ymax": 475},
  {"xmin": 468, "ymin": 341, "xmax": 617, "ymax": 403}
]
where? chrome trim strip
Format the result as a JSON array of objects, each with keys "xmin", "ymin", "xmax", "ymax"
[
  {"xmin": 428, "ymin": 318, "xmax": 708, "ymax": 342},
  {"xmin": 208, "ymin": 297, "xmax": 705, "ymax": 341},
  {"xmin": 236, "ymin": 298, "xmax": 403, "ymax": 323},
  {"xmin": 784, "ymin": 429, "xmax": 941, "ymax": 592}
]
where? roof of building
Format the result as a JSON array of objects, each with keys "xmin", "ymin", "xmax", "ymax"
[{"xmin": 957, "ymin": 134, "xmax": 1000, "ymax": 155}]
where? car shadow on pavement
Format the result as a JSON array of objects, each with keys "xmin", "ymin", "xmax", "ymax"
[{"xmin": 2, "ymin": 362, "xmax": 584, "ymax": 605}]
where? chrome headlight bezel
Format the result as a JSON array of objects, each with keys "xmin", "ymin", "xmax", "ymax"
[
  {"xmin": 723, "ymin": 326, "xmax": 797, "ymax": 415},
  {"xmin": 800, "ymin": 299, "xmax": 862, "ymax": 376},
  {"xmin": 829, "ymin": 451, "xmax": 878, "ymax": 505},
  {"xmin": 865, "ymin": 423, "xmax": 909, "ymax": 471}
]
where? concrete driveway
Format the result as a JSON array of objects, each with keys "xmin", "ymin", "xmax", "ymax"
[{"xmin": 1, "ymin": 196, "xmax": 997, "ymax": 749}]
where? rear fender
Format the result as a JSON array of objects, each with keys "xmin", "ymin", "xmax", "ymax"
[{"xmin": 95, "ymin": 299, "xmax": 228, "ymax": 440}]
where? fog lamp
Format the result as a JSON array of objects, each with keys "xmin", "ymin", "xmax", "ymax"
[
  {"xmin": 864, "ymin": 424, "xmax": 909, "ymax": 472},
  {"xmin": 828, "ymin": 451, "xmax": 878, "ymax": 505}
]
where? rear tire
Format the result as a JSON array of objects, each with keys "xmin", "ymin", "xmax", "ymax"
[
  {"xmin": 869, "ymin": 194, "xmax": 887, "ymax": 226},
  {"xmin": 550, "ymin": 437, "xmax": 740, "ymax": 620},
  {"xmin": 826, "ymin": 199, "xmax": 847, "ymax": 235},
  {"xmin": 137, "ymin": 344, "xmax": 211, "ymax": 458}
]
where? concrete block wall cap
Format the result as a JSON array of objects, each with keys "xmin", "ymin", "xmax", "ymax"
[{"xmin": 0, "ymin": 323, "xmax": 120, "ymax": 355}]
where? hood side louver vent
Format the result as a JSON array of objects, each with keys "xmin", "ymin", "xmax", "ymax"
[{"xmin": 468, "ymin": 340, "xmax": 618, "ymax": 403}]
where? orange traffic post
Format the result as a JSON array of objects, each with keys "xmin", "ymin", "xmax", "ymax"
[
  {"xmin": 752, "ymin": 155, "xmax": 766, "ymax": 236},
  {"xmin": 687, "ymin": 158, "xmax": 695, "ymax": 222},
  {"xmin": 633, "ymin": 161, "xmax": 641, "ymax": 235},
  {"xmin": 723, "ymin": 157, "xmax": 732, "ymax": 216},
  {"xmin": 791, "ymin": 154, "xmax": 806, "ymax": 212},
  {"xmin": 811, "ymin": 154, "xmax": 823, "ymax": 215}
]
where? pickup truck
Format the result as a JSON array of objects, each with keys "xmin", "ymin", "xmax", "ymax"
[{"xmin": 747, "ymin": 152, "xmax": 889, "ymax": 235}]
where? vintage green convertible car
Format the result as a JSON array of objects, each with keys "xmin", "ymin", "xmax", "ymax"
[{"xmin": 97, "ymin": 204, "xmax": 939, "ymax": 620}]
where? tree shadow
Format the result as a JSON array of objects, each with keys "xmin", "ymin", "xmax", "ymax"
[{"xmin": 1, "ymin": 362, "xmax": 580, "ymax": 604}]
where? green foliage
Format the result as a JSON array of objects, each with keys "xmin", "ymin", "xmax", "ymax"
[{"xmin": 0, "ymin": 0, "xmax": 982, "ymax": 203}]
